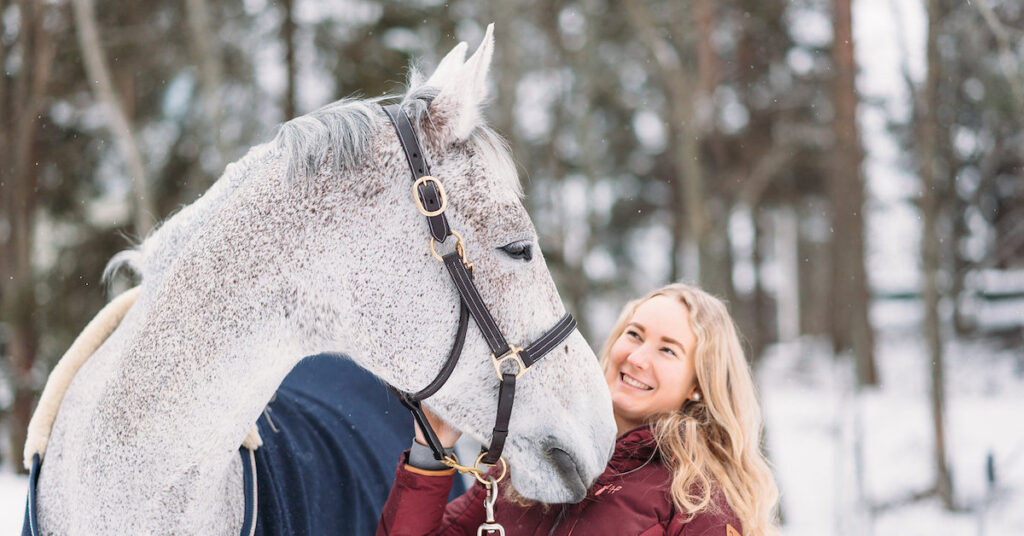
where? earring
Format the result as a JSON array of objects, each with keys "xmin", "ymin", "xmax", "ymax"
[{"xmin": 692, "ymin": 391, "xmax": 702, "ymax": 402}]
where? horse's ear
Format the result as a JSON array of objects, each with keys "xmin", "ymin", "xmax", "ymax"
[
  {"xmin": 425, "ymin": 41, "xmax": 468, "ymax": 88},
  {"xmin": 427, "ymin": 23, "xmax": 494, "ymax": 143}
]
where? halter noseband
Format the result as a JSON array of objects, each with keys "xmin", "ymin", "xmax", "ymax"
[{"xmin": 381, "ymin": 103, "xmax": 577, "ymax": 473}]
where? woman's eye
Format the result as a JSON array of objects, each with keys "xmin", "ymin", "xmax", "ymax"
[
  {"xmin": 500, "ymin": 241, "xmax": 533, "ymax": 261},
  {"xmin": 626, "ymin": 330, "xmax": 641, "ymax": 340},
  {"xmin": 661, "ymin": 347, "xmax": 677, "ymax": 357}
]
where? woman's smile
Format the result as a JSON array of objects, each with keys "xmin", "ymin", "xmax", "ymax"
[{"xmin": 619, "ymin": 372, "xmax": 654, "ymax": 391}]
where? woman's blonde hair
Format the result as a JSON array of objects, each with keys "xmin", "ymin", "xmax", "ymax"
[{"xmin": 599, "ymin": 283, "xmax": 780, "ymax": 536}]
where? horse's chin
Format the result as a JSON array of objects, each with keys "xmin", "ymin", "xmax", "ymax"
[
  {"xmin": 509, "ymin": 471, "xmax": 588, "ymax": 504},
  {"xmin": 554, "ymin": 472, "xmax": 589, "ymax": 504}
]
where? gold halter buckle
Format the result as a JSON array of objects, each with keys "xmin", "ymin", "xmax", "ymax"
[
  {"xmin": 413, "ymin": 175, "xmax": 448, "ymax": 217},
  {"xmin": 491, "ymin": 344, "xmax": 527, "ymax": 380}
]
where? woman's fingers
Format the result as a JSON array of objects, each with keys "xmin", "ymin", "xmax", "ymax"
[{"xmin": 415, "ymin": 406, "xmax": 463, "ymax": 449}]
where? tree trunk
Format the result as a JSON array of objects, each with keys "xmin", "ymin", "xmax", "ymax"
[
  {"xmin": 624, "ymin": 0, "xmax": 722, "ymax": 295},
  {"xmin": 920, "ymin": 0, "xmax": 955, "ymax": 510},
  {"xmin": 281, "ymin": 0, "xmax": 297, "ymax": 120},
  {"xmin": 744, "ymin": 204, "xmax": 770, "ymax": 362},
  {"xmin": 694, "ymin": 0, "xmax": 729, "ymax": 171},
  {"xmin": 694, "ymin": 0, "xmax": 717, "ymax": 104},
  {"xmin": 830, "ymin": 0, "xmax": 878, "ymax": 386},
  {"xmin": 71, "ymin": 0, "xmax": 154, "ymax": 237},
  {"xmin": 798, "ymin": 200, "xmax": 833, "ymax": 337},
  {"xmin": 184, "ymin": 0, "xmax": 227, "ymax": 167},
  {"xmin": 1, "ymin": 0, "xmax": 55, "ymax": 473},
  {"xmin": 691, "ymin": 0, "xmax": 736, "ymax": 304},
  {"xmin": 0, "ymin": 0, "xmax": 7, "ymax": 151}
]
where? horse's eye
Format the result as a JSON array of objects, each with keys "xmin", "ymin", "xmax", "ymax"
[{"xmin": 500, "ymin": 241, "xmax": 533, "ymax": 261}]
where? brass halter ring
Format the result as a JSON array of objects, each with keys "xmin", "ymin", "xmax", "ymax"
[
  {"xmin": 491, "ymin": 344, "xmax": 527, "ymax": 380},
  {"xmin": 412, "ymin": 175, "xmax": 448, "ymax": 217},
  {"xmin": 442, "ymin": 452, "xmax": 509, "ymax": 485},
  {"xmin": 429, "ymin": 230, "xmax": 472, "ymax": 270}
]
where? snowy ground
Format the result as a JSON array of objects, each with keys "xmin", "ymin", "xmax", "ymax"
[
  {"xmin": 1, "ymin": 470, "xmax": 26, "ymax": 532},
  {"xmin": 762, "ymin": 300, "xmax": 1024, "ymax": 536},
  {"xmin": 1, "ymin": 301, "xmax": 1020, "ymax": 534}
]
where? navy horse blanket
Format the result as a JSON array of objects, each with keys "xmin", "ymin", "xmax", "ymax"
[
  {"xmin": 253, "ymin": 353, "xmax": 465, "ymax": 535},
  {"xmin": 22, "ymin": 353, "xmax": 464, "ymax": 535}
]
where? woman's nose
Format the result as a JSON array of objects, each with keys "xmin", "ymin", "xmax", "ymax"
[{"xmin": 625, "ymin": 346, "xmax": 651, "ymax": 369}]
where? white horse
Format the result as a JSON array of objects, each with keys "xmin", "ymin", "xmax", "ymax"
[{"xmin": 24, "ymin": 26, "xmax": 616, "ymax": 535}]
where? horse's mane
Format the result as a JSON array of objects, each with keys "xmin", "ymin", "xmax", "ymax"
[{"xmin": 104, "ymin": 82, "xmax": 520, "ymax": 286}]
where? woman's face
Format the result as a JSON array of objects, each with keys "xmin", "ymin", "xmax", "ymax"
[{"xmin": 604, "ymin": 295, "xmax": 699, "ymax": 435}]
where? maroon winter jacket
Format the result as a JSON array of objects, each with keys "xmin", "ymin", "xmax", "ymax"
[{"xmin": 376, "ymin": 426, "xmax": 744, "ymax": 535}]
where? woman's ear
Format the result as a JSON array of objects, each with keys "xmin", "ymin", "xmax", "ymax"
[{"xmin": 421, "ymin": 23, "xmax": 495, "ymax": 144}]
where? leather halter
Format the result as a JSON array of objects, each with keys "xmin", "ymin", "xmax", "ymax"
[{"xmin": 382, "ymin": 103, "xmax": 577, "ymax": 467}]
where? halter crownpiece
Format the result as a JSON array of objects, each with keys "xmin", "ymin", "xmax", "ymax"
[{"xmin": 381, "ymin": 103, "xmax": 578, "ymax": 472}]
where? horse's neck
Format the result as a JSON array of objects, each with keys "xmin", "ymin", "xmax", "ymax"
[
  {"xmin": 38, "ymin": 282, "xmax": 311, "ymax": 534},
  {"xmin": 36, "ymin": 158, "xmax": 397, "ymax": 533}
]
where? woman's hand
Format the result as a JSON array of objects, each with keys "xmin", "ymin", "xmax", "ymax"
[{"xmin": 414, "ymin": 406, "xmax": 462, "ymax": 449}]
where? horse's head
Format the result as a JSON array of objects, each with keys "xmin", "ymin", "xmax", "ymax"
[{"xmin": 287, "ymin": 26, "xmax": 616, "ymax": 502}]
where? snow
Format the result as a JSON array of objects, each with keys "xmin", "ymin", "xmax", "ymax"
[
  {"xmin": 761, "ymin": 301, "xmax": 1024, "ymax": 536},
  {"xmin": 1, "ymin": 471, "xmax": 26, "ymax": 532}
]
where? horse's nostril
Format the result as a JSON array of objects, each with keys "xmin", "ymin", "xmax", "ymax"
[
  {"xmin": 547, "ymin": 446, "xmax": 590, "ymax": 500},
  {"xmin": 548, "ymin": 448, "xmax": 578, "ymax": 481}
]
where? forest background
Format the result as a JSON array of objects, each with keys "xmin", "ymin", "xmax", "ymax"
[{"xmin": 1, "ymin": 0, "xmax": 1022, "ymax": 533}]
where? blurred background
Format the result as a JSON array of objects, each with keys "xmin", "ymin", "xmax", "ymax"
[{"xmin": 1, "ymin": 0, "xmax": 1022, "ymax": 534}]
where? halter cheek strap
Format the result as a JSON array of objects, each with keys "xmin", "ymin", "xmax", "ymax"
[{"xmin": 381, "ymin": 103, "xmax": 578, "ymax": 472}]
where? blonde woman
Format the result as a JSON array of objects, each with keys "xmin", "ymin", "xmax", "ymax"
[{"xmin": 377, "ymin": 283, "xmax": 780, "ymax": 535}]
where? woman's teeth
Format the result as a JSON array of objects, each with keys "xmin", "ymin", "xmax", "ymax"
[{"xmin": 621, "ymin": 373, "xmax": 653, "ymax": 390}]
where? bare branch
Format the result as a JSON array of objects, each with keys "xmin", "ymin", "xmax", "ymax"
[
  {"xmin": 71, "ymin": 0, "xmax": 154, "ymax": 236},
  {"xmin": 623, "ymin": 0, "xmax": 708, "ymax": 242},
  {"xmin": 973, "ymin": 0, "xmax": 1024, "ymax": 111}
]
